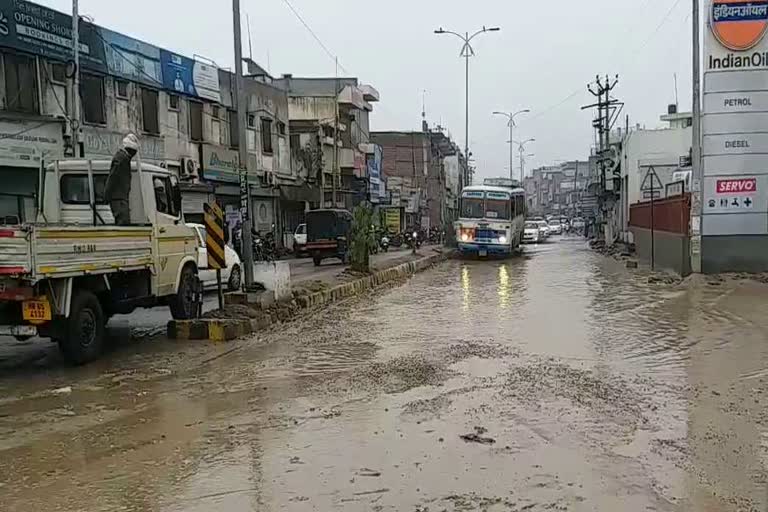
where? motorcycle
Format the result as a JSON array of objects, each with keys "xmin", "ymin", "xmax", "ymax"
[
  {"xmin": 380, "ymin": 235, "xmax": 390, "ymax": 252},
  {"xmin": 253, "ymin": 231, "xmax": 276, "ymax": 262},
  {"xmin": 406, "ymin": 230, "xmax": 421, "ymax": 251}
]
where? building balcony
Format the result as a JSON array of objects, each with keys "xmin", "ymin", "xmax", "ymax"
[
  {"xmin": 337, "ymin": 86, "xmax": 367, "ymax": 111},
  {"xmin": 359, "ymin": 84, "xmax": 380, "ymax": 102},
  {"xmin": 339, "ymin": 147, "xmax": 355, "ymax": 169}
]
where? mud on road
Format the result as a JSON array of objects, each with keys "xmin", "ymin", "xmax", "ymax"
[{"xmin": 1, "ymin": 238, "xmax": 767, "ymax": 511}]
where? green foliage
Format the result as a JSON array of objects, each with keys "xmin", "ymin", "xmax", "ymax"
[{"xmin": 351, "ymin": 204, "xmax": 375, "ymax": 272}]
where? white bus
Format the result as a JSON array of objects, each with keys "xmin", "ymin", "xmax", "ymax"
[{"xmin": 455, "ymin": 185, "xmax": 526, "ymax": 257}]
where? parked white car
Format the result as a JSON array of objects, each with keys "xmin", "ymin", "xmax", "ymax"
[
  {"xmin": 548, "ymin": 219, "xmax": 563, "ymax": 235},
  {"xmin": 294, "ymin": 223, "xmax": 307, "ymax": 256},
  {"xmin": 523, "ymin": 221, "xmax": 541, "ymax": 243},
  {"xmin": 536, "ymin": 220, "xmax": 550, "ymax": 239},
  {"xmin": 188, "ymin": 224, "xmax": 242, "ymax": 291}
]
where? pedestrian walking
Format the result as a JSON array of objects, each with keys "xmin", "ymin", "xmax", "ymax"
[{"xmin": 104, "ymin": 134, "xmax": 140, "ymax": 225}]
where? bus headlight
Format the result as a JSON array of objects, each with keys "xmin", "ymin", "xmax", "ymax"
[{"xmin": 498, "ymin": 235, "xmax": 508, "ymax": 244}]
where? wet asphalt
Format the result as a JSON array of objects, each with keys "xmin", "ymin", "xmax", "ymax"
[
  {"xmin": 0, "ymin": 249, "xmax": 416, "ymax": 368},
  {"xmin": 1, "ymin": 236, "xmax": 767, "ymax": 511}
]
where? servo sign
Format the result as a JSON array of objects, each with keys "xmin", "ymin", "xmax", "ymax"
[{"xmin": 716, "ymin": 178, "xmax": 757, "ymax": 193}]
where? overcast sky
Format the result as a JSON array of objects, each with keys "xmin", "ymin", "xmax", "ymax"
[{"xmin": 41, "ymin": 0, "xmax": 694, "ymax": 182}]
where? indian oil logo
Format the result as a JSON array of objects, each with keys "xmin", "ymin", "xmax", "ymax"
[{"xmin": 711, "ymin": 0, "xmax": 768, "ymax": 50}]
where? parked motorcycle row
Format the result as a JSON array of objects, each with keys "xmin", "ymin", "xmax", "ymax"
[
  {"xmin": 380, "ymin": 227, "xmax": 444, "ymax": 252},
  {"xmin": 232, "ymin": 224, "xmax": 443, "ymax": 263},
  {"xmin": 232, "ymin": 227, "xmax": 279, "ymax": 262}
]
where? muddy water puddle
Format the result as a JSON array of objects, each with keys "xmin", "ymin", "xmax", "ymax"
[{"xmin": 2, "ymin": 240, "xmax": 768, "ymax": 511}]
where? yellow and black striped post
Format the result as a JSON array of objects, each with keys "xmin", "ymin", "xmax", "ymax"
[{"xmin": 204, "ymin": 201, "xmax": 226, "ymax": 308}]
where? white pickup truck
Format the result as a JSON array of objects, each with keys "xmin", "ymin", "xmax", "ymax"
[{"xmin": 0, "ymin": 159, "xmax": 202, "ymax": 363}]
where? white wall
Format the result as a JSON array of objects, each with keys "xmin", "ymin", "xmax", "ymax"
[
  {"xmin": 620, "ymin": 126, "xmax": 691, "ymax": 236},
  {"xmin": 444, "ymin": 154, "xmax": 460, "ymax": 195},
  {"xmin": 622, "ymin": 127, "xmax": 691, "ymax": 206}
]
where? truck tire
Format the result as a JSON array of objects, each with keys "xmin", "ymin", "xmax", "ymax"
[
  {"xmin": 58, "ymin": 290, "xmax": 105, "ymax": 365},
  {"xmin": 169, "ymin": 264, "xmax": 200, "ymax": 320},
  {"xmin": 313, "ymin": 256, "xmax": 322, "ymax": 267}
]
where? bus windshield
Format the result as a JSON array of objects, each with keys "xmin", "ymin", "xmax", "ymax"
[
  {"xmin": 485, "ymin": 199, "xmax": 510, "ymax": 220},
  {"xmin": 460, "ymin": 191, "xmax": 512, "ymax": 220},
  {"xmin": 460, "ymin": 198, "xmax": 485, "ymax": 219}
]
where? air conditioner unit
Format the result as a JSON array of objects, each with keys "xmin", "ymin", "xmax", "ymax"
[{"xmin": 180, "ymin": 158, "xmax": 199, "ymax": 179}]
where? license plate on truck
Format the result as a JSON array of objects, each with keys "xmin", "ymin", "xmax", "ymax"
[
  {"xmin": 23, "ymin": 298, "xmax": 51, "ymax": 324},
  {"xmin": 479, "ymin": 249, "xmax": 487, "ymax": 257}
]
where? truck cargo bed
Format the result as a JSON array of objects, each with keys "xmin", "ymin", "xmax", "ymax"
[{"xmin": 0, "ymin": 225, "xmax": 154, "ymax": 281}]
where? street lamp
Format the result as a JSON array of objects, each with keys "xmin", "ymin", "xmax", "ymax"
[
  {"xmin": 435, "ymin": 25, "xmax": 501, "ymax": 187},
  {"xmin": 493, "ymin": 109, "xmax": 530, "ymax": 182},
  {"xmin": 515, "ymin": 138, "xmax": 535, "ymax": 180}
]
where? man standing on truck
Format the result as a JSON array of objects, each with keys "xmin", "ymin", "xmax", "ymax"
[{"xmin": 104, "ymin": 134, "xmax": 140, "ymax": 225}]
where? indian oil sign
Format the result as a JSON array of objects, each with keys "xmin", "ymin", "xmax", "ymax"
[
  {"xmin": 711, "ymin": 0, "xmax": 768, "ymax": 51},
  {"xmin": 703, "ymin": 0, "xmax": 768, "ymax": 239}
]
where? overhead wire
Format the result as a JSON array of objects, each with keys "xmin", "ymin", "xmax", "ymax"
[
  {"xmin": 525, "ymin": 0, "xmax": 688, "ymax": 123},
  {"xmin": 279, "ymin": 0, "xmax": 349, "ymax": 75}
]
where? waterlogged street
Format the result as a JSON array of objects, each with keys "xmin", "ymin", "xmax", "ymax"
[{"xmin": 1, "ymin": 238, "xmax": 768, "ymax": 511}]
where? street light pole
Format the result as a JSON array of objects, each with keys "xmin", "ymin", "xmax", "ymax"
[
  {"xmin": 493, "ymin": 109, "xmax": 530, "ymax": 182},
  {"xmin": 435, "ymin": 25, "xmax": 500, "ymax": 187},
  {"xmin": 465, "ymin": 35, "xmax": 469, "ymax": 186},
  {"xmin": 514, "ymin": 138, "xmax": 535, "ymax": 182}
]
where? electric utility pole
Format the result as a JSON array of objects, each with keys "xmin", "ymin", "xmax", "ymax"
[
  {"xmin": 691, "ymin": 0, "xmax": 703, "ymax": 273},
  {"xmin": 232, "ymin": 0, "xmax": 255, "ymax": 289},
  {"xmin": 71, "ymin": 0, "xmax": 81, "ymax": 157},
  {"xmin": 582, "ymin": 75, "xmax": 621, "ymax": 241}
]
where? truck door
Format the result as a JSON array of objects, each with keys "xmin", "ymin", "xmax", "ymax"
[{"xmin": 152, "ymin": 174, "xmax": 194, "ymax": 296}]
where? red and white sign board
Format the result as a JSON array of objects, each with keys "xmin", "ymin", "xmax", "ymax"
[{"xmin": 716, "ymin": 178, "xmax": 757, "ymax": 194}]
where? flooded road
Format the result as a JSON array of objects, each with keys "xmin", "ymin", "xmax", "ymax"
[{"xmin": 1, "ymin": 238, "xmax": 767, "ymax": 511}]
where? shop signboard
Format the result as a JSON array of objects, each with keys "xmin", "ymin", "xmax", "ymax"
[
  {"xmin": 81, "ymin": 127, "xmax": 165, "ymax": 163},
  {"xmin": 367, "ymin": 144, "xmax": 383, "ymax": 203},
  {"xmin": 101, "ymin": 27, "xmax": 162, "ymax": 87},
  {"xmin": 384, "ymin": 208, "xmax": 401, "ymax": 234},
  {"xmin": 0, "ymin": 119, "xmax": 64, "ymax": 167},
  {"xmin": 0, "ymin": 0, "xmax": 106, "ymax": 71},
  {"xmin": 160, "ymin": 50, "xmax": 220, "ymax": 102},
  {"xmin": 202, "ymin": 145, "xmax": 240, "ymax": 183}
]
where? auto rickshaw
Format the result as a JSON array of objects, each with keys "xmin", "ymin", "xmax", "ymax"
[{"xmin": 306, "ymin": 209, "xmax": 353, "ymax": 266}]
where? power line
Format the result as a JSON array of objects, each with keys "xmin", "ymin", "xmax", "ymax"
[
  {"xmin": 279, "ymin": 0, "xmax": 349, "ymax": 75},
  {"xmin": 622, "ymin": 0, "xmax": 685, "ymax": 64},
  {"xmin": 525, "ymin": 0, "xmax": 687, "ymax": 122}
]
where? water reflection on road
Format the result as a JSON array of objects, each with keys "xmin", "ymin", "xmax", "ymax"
[{"xmin": 1, "ymin": 238, "xmax": 767, "ymax": 511}]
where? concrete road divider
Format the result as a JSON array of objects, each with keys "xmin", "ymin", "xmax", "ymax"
[
  {"xmin": 167, "ymin": 318, "xmax": 252, "ymax": 342},
  {"xmin": 168, "ymin": 250, "xmax": 449, "ymax": 341}
]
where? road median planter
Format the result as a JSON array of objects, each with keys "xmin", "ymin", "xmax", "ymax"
[{"xmin": 167, "ymin": 250, "xmax": 449, "ymax": 341}]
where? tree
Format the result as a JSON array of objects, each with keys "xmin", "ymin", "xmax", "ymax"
[{"xmin": 350, "ymin": 203, "xmax": 375, "ymax": 272}]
